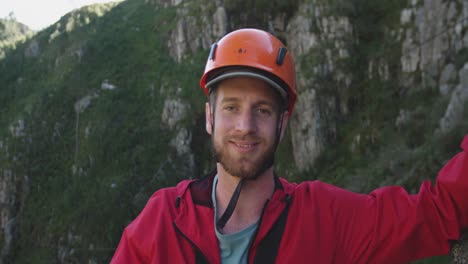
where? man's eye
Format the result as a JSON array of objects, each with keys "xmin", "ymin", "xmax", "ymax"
[
  {"xmin": 257, "ymin": 108, "xmax": 271, "ymax": 115},
  {"xmin": 224, "ymin": 106, "xmax": 236, "ymax": 111}
]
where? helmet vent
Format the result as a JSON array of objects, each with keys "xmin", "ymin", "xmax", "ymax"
[
  {"xmin": 209, "ymin": 43, "xmax": 218, "ymax": 61},
  {"xmin": 276, "ymin": 47, "xmax": 288, "ymax": 65}
]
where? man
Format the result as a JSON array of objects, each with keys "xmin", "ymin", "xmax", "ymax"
[{"xmin": 111, "ymin": 28, "xmax": 468, "ymax": 263}]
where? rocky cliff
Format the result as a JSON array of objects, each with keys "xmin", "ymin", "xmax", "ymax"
[
  {"xmin": 0, "ymin": 18, "xmax": 34, "ymax": 59},
  {"xmin": 0, "ymin": 0, "xmax": 467, "ymax": 263}
]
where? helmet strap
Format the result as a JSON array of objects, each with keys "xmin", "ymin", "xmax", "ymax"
[
  {"xmin": 210, "ymin": 108, "xmax": 215, "ymax": 134},
  {"xmin": 274, "ymin": 112, "xmax": 286, "ymax": 147},
  {"xmin": 216, "ymin": 178, "xmax": 245, "ymax": 230}
]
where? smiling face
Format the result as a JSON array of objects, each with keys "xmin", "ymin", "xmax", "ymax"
[{"xmin": 206, "ymin": 76, "xmax": 289, "ymax": 180}]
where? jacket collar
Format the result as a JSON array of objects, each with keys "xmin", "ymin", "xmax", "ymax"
[
  {"xmin": 177, "ymin": 170, "xmax": 290, "ymax": 208},
  {"xmin": 174, "ymin": 170, "xmax": 294, "ymax": 262}
]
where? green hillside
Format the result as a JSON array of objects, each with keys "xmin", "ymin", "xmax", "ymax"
[
  {"xmin": 0, "ymin": 17, "xmax": 34, "ymax": 59},
  {"xmin": 0, "ymin": 1, "xmax": 208, "ymax": 262}
]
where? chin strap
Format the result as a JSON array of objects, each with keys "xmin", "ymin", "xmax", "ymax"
[
  {"xmin": 216, "ymin": 178, "xmax": 245, "ymax": 230},
  {"xmin": 274, "ymin": 112, "xmax": 285, "ymax": 148}
]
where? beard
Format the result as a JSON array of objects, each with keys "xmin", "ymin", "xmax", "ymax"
[{"xmin": 212, "ymin": 134, "xmax": 277, "ymax": 180}]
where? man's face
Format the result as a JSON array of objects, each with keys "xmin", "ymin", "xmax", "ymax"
[{"xmin": 205, "ymin": 76, "xmax": 288, "ymax": 179}]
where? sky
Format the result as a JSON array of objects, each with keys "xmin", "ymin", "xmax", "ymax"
[{"xmin": 0, "ymin": 0, "xmax": 121, "ymax": 31}]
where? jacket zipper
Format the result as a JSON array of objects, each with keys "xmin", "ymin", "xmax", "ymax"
[
  {"xmin": 173, "ymin": 222, "xmax": 210, "ymax": 264},
  {"xmin": 247, "ymin": 199, "xmax": 270, "ymax": 263}
]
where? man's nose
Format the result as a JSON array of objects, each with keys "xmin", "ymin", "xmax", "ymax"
[{"xmin": 235, "ymin": 110, "xmax": 256, "ymax": 134}]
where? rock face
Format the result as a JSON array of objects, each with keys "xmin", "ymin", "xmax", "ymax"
[
  {"xmin": 0, "ymin": 170, "xmax": 18, "ymax": 260},
  {"xmin": 161, "ymin": 98, "xmax": 189, "ymax": 129},
  {"xmin": 400, "ymin": 0, "xmax": 468, "ymax": 135},
  {"xmin": 161, "ymin": 97, "xmax": 195, "ymax": 177},
  {"xmin": 286, "ymin": 2, "xmax": 353, "ymax": 171},
  {"xmin": 0, "ymin": 120, "xmax": 29, "ymax": 260},
  {"xmin": 168, "ymin": 1, "xmax": 227, "ymax": 62},
  {"xmin": 290, "ymin": 88, "xmax": 323, "ymax": 171},
  {"xmin": 439, "ymin": 64, "xmax": 468, "ymax": 134},
  {"xmin": 24, "ymin": 40, "xmax": 40, "ymax": 58}
]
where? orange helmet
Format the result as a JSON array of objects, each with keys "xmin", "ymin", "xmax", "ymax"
[{"xmin": 199, "ymin": 28, "xmax": 297, "ymax": 114}]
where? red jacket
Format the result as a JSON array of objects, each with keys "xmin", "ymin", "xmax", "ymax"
[{"xmin": 111, "ymin": 135, "xmax": 468, "ymax": 263}]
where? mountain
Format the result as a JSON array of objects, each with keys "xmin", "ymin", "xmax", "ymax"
[
  {"xmin": 0, "ymin": 0, "xmax": 467, "ymax": 263},
  {"xmin": 0, "ymin": 17, "xmax": 34, "ymax": 58}
]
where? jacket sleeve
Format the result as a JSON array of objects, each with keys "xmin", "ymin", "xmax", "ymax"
[
  {"xmin": 340, "ymin": 135, "xmax": 468, "ymax": 263},
  {"xmin": 111, "ymin": 225, "xmax": 150, "ymax": 263},
  {"xmin": 110, "ymin": 190, "xmax": 171, "ymax": 264}
]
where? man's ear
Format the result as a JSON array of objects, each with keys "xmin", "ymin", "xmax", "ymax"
[
  {"xmin": 205, "ymin": 102, "xmax": 212, "ymax": 135},
  {"xmin": 279, "ymin": 111, "xmax": 290, "ymax": 141}
]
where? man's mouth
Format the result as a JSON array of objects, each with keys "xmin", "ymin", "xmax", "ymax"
[
  {"xmin": 235, "ymin": 142, "xmax": 256, "ymax": 148},
  {"xmin": 229, "ymin": 140, "xmax": 260, "ymax": 151}
]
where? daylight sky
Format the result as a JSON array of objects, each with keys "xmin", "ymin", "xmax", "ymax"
[{"xmin": 0, "ymin": 0, "xmax": 121, "ymax": 31}]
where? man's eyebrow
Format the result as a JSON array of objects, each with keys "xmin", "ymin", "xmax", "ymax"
[
  {"xmin": 219, "ymin": 97, "xmax": 274, "ymax": 106},
  {"xmin": 219, "ymin": 97, "xmax": 241, "ymax": 104},
  {"xmin": 255, "ymin": 100, "xmax": 276, "ymax": 107},
  {"xmin": 219, "ymin": 97, "xmax": 278, "ymax": 111}
]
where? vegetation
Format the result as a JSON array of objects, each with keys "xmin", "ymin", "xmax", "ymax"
[
  {"xmin": 0, "ymin": 17, "xmax": 34, "ymax": 58},
  {"xmin": 0, "ymin": 1, "xmax": 205, "ymax": 262}
]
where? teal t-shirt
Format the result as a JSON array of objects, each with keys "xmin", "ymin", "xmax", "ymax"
[{"xmin": 212, "ymin": 175, "xmax": 259, "ymax": 264}]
